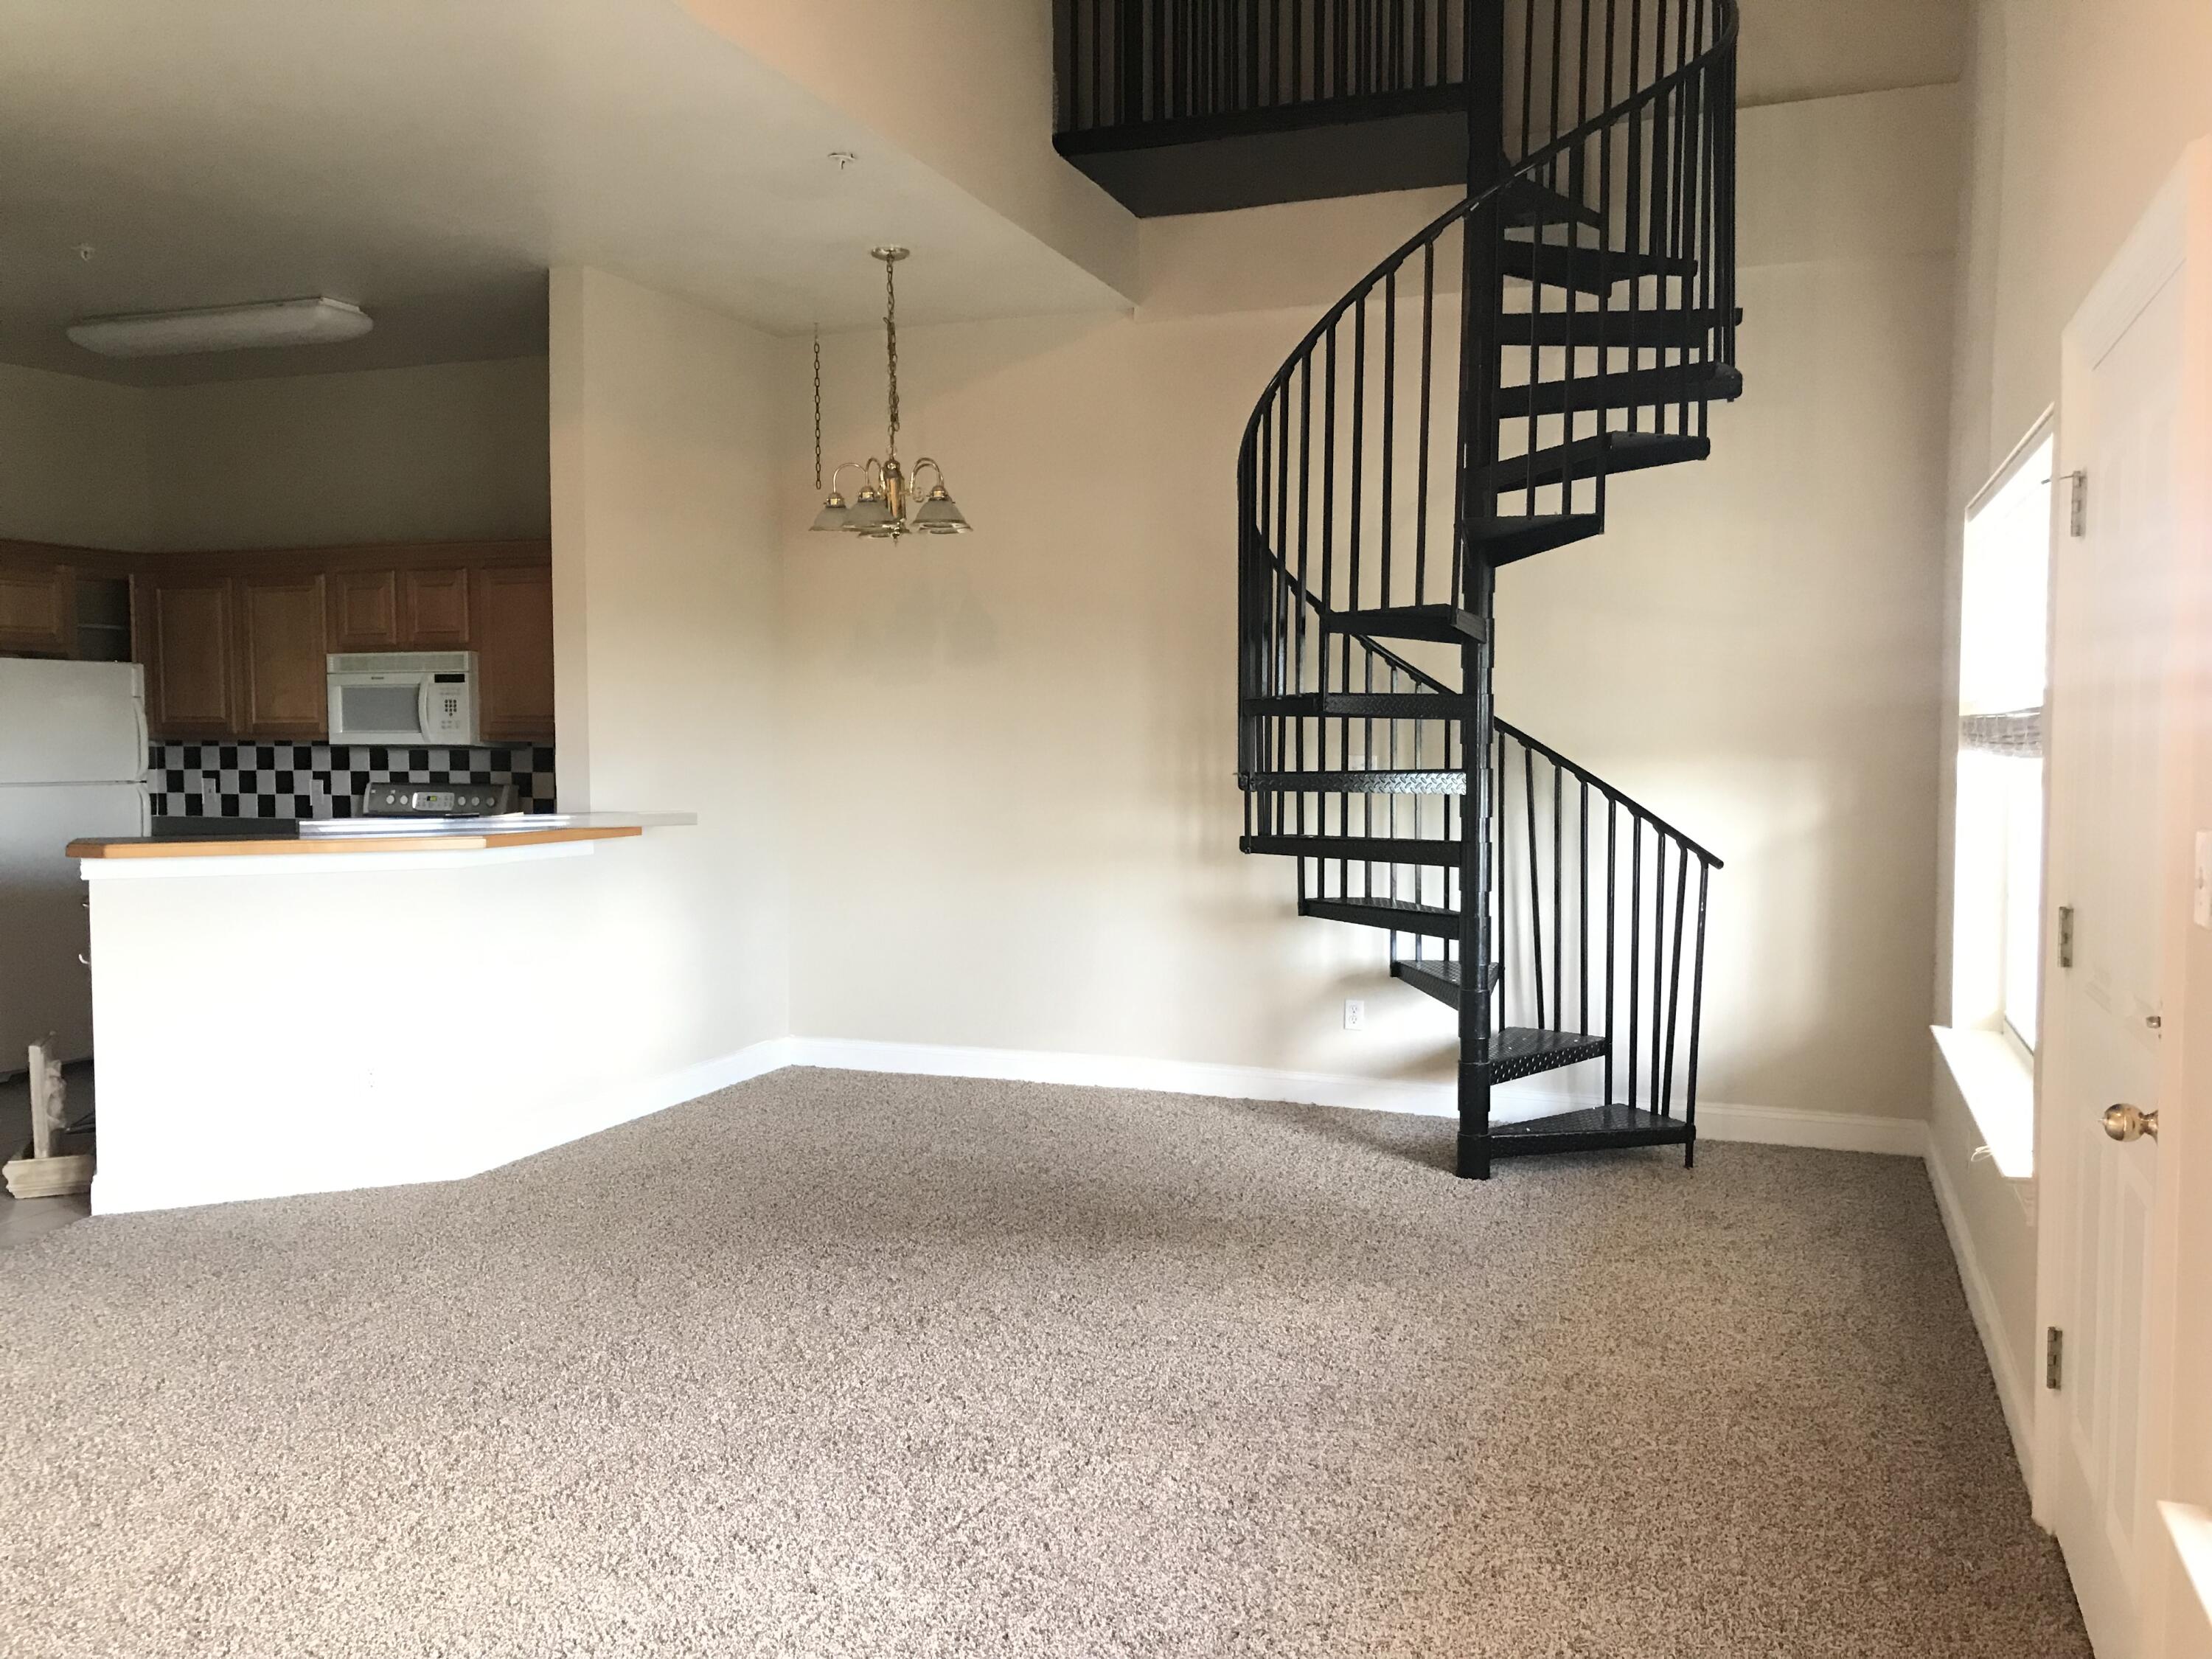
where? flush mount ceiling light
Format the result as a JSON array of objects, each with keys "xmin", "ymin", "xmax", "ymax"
[
  {"xmin": 808, "ymin": 248, "xmax": 970, "ymax": 541},
  {"xmin": 66, "ymin": 296, "xmax": 373, "ymax": 358}
]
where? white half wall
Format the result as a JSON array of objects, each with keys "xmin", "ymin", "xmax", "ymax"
[{"xmin": 81, "ymin": 840, "xmax": 793, "ymax": 1215}]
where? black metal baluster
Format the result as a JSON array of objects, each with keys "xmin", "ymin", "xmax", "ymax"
[
  {"xmin": 1578, "ymin": 779, "xmax": 1589, "ymax": 1034},
  {"xmin": 1626, "ymin": 814, "xmax": 1641, "ymax": 1109},
  {"xmin": 1662, "ymin": 833, "xmax": 1688, "ymax": 1117},
  {"xmin": 1551, "ymin": 759, "xmax": 1562, "ymax": 1029},
  {"xmin": 1381, "ymin": 268, "xmax": 1397, "ymax": 610},
  {"xmin": 1415, "ymin": 243, "xmax": 1434, "ymax": 604},
  {"xmin": 1321, "ymin": 327, "xmax": 1337, "ymax": 678},
  {"xmin": 1684, "ymin": 859, "xmax": 1710, "ymax": 1163},
  {"xmin": 1523, "ymin": 743, "xmax": 1543, "ymax": 1030}
]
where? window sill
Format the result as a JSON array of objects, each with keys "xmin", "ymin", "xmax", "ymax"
[
  {"xmin": 2162, "ymin": 1503, "xmax": 2212, "ymax": 1633},
  {"xmin": 1932, "ymin": 1025, "xmax": 2035, "ymax": 1180}
]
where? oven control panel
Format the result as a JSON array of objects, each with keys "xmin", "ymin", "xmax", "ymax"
[{"xmin": 361, "ymin": 782, "xmax": 517, "ymax": 817}]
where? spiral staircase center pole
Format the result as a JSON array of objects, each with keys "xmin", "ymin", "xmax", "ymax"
[{"xmin": 1455, "ymin": 0, "xmax": 1509, "ymax": 1179}]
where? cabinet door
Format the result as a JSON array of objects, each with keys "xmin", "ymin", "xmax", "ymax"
[
  {"xmin": 145, "ymin": 577, "xmax": 236, "ymax": 738},
  {"xmin": 0, "ymin": 560, "xmax": 71, "ymax": 656},
  {"xmin": 404, "ymin": 566, "xmax": 470, "ymax": 647},
  {"xmin": 470, "ymin": 565, "xmax": 554, "ymax": 741},
  {"xmin": 237, "ymin": 574, "xmax": 328, "ymax": 738},
  {"xmin": 329, "ymin": 568, "xmax": 399, "ymax": 650}
]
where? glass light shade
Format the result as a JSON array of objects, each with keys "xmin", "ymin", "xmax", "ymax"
[
  {"xmin": 809, "ymin": 492, "xmax": 850, "ymax": 532},
  {"xmin": 846, "ymin": 487, "xmax": 893, "ymax": 532},
  {"xmin": 913, "ymin": 485, "xmax": 970, "ymax": 534}
]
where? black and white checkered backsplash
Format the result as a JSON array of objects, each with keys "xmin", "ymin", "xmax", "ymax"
[{"xmin": 149, "ymin": 742, "xmax": 557, "ymax": 820}]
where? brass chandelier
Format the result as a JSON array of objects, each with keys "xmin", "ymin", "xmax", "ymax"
[{"xmin": 809, "ymin": 247, "xmax": 970, "ymax": 540}]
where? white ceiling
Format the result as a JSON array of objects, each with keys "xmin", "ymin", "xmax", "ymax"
[
  {"xmin": 0, "ymin": 0, "xmax": 1130, "ymax": 386},
  {"xmin": 0, "ymin": 0, "xmax": 1960, "ymax": 388}
]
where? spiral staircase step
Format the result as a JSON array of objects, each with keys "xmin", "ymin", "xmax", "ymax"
[
  {"xmin": 1503, "ymin": 306, "xmax": 1741, "ymax": 348},
  {"xmin": 1502, "ymin": 240, "xmax": 1700, "ymax": 293},
  {"xmin": 1301, "ymin": 896, "xmax": 1475, "ymax": 941},
  {"xmin": 1496, "ymin": 363, "xmax": 1743, "ymax": 419},
  {"xmin": 1501, "ymin": 177, "xmax": 1604, "ymax": 229},
  {"xmin": 1490, "ymin": 1103, "xmax": 1693, "ymax": 1157},
  {"xmin": 1243, "ymin": 770, "xmax": 1467, "ymax": 795},
  {"xmin": 1239, "ymin": 834, "xmax": 1464, "ymax": 867},
  {"xmin": 1239, "ymin": 692, "xmax": 1476, "ymax": 720},
  {"xmin": 1472, "ymin": 512, "xmax": 1605, "ymax": 563},
  {"xmin": 1484, "ymin": 431, "xmax": 1712, "ymax": 495},
  {"xmin": 1322, "ymin": 605, "xmax": 1489, "ymax": 644}
]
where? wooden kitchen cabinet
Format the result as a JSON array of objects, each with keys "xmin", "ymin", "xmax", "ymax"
[
  {"xmin": 235, "ymin": 573, "xmax": 328, "ymax": 738},
  {"xmin": 144, "ymin": 575, "xmax": 237, "ymax": 738},
  {"xmin": 403, "ymin": 566, "xmax": 470, "ymax": 647},
  {"xmin": 22, "ymin": 540, "xmax": 551, "ymax": 742},
  {"xmin": 0, "ymin": 554, "xmax": 72, "ymax": 656},
  {"xmin": 328, "ymin": 568, "xmax": 400, "ymax": 650},
  {"xmin": 470, "ymin": 564, "xmax": 554, "ymax": 741}
]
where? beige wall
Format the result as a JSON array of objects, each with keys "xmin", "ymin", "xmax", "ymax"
[
  {"xmin": 678, "ymin": 0, "xmax": 1135, "ymax": 302},
  {"xmin": 781, "ymin": 84, "xmax": 1961, "ymax": 1121},
  {"xmin": 1500, "ymin": 84, "xmax": 1958, "ymax": 1121},
  {"xmin": 549, "ymin": 266, "xmax": 792, "ymax": 1062},
  {"xmin": 0, "ymin": 355, "xmax": 547, "ymax": 553},
  {"xmin": 0, "ymin": 361, "xmax": 151, "ymax": 548},
  {"xmin": 143, "ymin": 357, "xmax": 549, "ymax": 551},
  {"xmin": 1930, "ymin": 0, "xmax": 2212, "ymax": 1537}
]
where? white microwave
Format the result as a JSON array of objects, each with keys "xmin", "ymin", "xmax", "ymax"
[{"xmin": 327, "ymin": 652, "xmax": 480, "ymax": 746}]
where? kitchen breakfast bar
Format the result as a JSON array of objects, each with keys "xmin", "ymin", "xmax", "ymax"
[{"xmin": 68, "ymin": 814, "xmax": 702, "ymax": 1214}]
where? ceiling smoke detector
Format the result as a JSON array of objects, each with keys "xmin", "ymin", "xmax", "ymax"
[{"xmin": 66, "ymin": 296, "xmax": 373, "ymax": 358}]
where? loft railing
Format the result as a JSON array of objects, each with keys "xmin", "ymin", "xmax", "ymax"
[{"xmin": 1057, "ymin": 0, "xmax": 1470, "ymax": 133}]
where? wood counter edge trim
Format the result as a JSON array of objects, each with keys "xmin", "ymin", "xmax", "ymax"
[{"xmin": 66, "ymin": 825, "xmax": 643, "ymax": 859}]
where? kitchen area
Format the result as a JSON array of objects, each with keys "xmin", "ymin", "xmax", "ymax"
[
  {"xmin": 1, "ymin": 299, "xmax": 706, "ymax": 1224},
  {"xmin": 1, "ymin": 523, "xmax": 578, "ymax": 1214}
]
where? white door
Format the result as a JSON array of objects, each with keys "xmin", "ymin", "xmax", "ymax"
[{"xmin": 2038, "ymin": 195, "xmax": 2194, "ymax": 1657}]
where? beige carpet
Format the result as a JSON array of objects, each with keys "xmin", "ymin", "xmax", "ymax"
[{"xmin": 1, "ymin": 1069, "xmax": 2086, "ymax": 1658}]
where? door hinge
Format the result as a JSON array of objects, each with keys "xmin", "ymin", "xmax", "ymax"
[
  {"xmin": 2057, "ymin": 905, "xmax": 2074, "ymax": 969},
  {"xmin": 2066, "ymin": 470, "xmax": 2088, "ymax": 538},
  {"xmin": 2046, "ymin": 1326, "xmax": 2065, "ymax": 1391}
]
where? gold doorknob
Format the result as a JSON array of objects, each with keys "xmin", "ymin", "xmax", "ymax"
[{"xmin": 2102, "ymin": 1104, "xmax": 2159, "ymax": 1142}]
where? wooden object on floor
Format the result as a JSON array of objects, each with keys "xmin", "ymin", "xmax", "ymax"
[{"xmin": 4, "ymin": 1038, "xmax": 93, "ymax": 1200}]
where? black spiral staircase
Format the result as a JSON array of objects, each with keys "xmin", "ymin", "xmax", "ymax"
[{"xmin": 1059, "ymin": 0, "xmax": 1736, "ymax": 1178}]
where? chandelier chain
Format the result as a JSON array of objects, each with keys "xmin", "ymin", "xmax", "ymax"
[
  {"xmin": 811, "ymin": 329, "xmax": 823, "ymax": 493},
  {"xmin": 883, "ymin": 254, "xmax": 900, "ymax": 462}
]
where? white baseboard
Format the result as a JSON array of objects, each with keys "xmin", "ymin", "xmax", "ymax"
[
  {"xmin": 1923, "ymin": 1130, "xmax": 2037, "ymax": 1486},
  {"xmin": 1698, "ymin": 1099, "xmax": 1928, "ymax": 1157},
  {"xmin": 779, "ymin": 1037, "xmax": 1927, "ymax": 1158},
  {"xmin": 787, "ymin": 1037, "xmax": 1462, "ymax": 1119},
  {"xmin": 479, "ymin": 1034, "xmax": 801, "ymax": 1178},
  {"xmin": 91, "ymin": 1034, "xmax": 1924, "ymax": 1215}
]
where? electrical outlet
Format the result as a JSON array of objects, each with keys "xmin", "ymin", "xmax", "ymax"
[
  {"xmin": 1343, "ymin": 999, "xmax": 1367, "ymax": 1031},
  {"xmin": 2196, "ymin": 831, "xmax": 2212, "ymax": 930}
]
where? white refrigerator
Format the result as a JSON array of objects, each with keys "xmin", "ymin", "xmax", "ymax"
[{"xmin": 0, "ymin": 658, "xmax": 150, "ymax": 1068}]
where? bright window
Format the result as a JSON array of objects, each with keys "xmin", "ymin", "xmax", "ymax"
[
  {"xmin": 1958, "ymin": 431, "xmax": 2052, "ymax": 1054},
  {"xmin": 1938, "ymin": 425, "xmax": 2053, "ymax": 1180}
]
